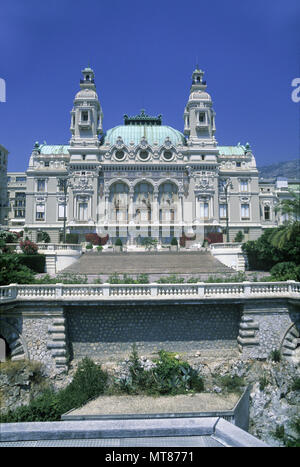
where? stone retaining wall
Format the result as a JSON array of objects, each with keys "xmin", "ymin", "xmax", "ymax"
[
  {"xmin": 66, "ymin": 303, "xmax": 242, "ymax": 361},
  {"xmin": 1, "ymin": 298, "xmax": 299, "ymax": 375}
]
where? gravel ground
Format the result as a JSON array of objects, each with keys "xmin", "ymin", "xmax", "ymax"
[{"xmin": 67, "ymin": 393, "xmax": 239, "ymax": 417}]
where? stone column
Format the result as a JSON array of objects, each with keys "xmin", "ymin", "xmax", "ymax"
[
  {"xmin": 128, "ymin": 191, "xmax": 134, "ymax": 222},
  {"xmin": 152, "ymin": 191, "xmax": 159, "ymax": 224}
]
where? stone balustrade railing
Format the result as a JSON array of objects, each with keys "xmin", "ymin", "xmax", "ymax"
[
  {"xmin": 210, "ymin": 243, "xmax": 242, "ymax": 250},
  {"xmin": 7, "ymin": 243, "xmax": 82, "ymax": 252},
  {"xmin": 0, "ymin": 281, "xmax": 299, "ymax": 303}
]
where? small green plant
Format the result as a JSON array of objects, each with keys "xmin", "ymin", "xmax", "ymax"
[
  {"xmin": 141, "ymin": 237, "xmax": 158, "ymax": 251},
  {"xmin": 205, "ymin": 272, "xmax": 246, "ymax": 283},
  {"xmin": 186, "ymin": 276, "xmax": 200, "ymax": 283},
  {"xmin": 115, "ymin": 238, "xmax": 123, "ymax": 247},
  {"xmin": 170, "ymin": 237, "xmax": 178, "ymax": 246},
  {"xmin": 116, "ymin": 345, "xmax": 204, "ymax": 396},
  {"xmin": 157, "ymin": 274, "xmax": 185, "ymax": 284},
  {"xmin": 217, "ymin": 375, "xmax": 245, "ymax": 394},
  {"xmin": 291, "ymin": 377, "xmax": 300, "ymax": 391},
  {"xmin": 96, "ymin": 246, "xmax": 103, "ymax": 252},
  {"xmin": 269, "ymin": 349, "xmax": 281, "ymax": 363},
  {"xmin": 259, "ymin": 374, "xmax": 269, "ymax": 391},
  {"xmin": 273, "ymin": 424, "xmax": 285, "ymax": 441},
  {"xmin": 85, "ymin": 243, "xmax": 93, "ymax": 249},
  {"xmin": 234, "ymin": 230, "xmax": 244, "ymax": 243}
]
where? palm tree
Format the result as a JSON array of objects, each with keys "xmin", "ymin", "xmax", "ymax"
[{"xmin": 270, "ymin": 190, "xmax": 300, "ymax": 249}]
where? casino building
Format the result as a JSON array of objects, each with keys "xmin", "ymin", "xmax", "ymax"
[{"xmin": 5, "ymin": 67, "xmax": 296, "ymax": 246}]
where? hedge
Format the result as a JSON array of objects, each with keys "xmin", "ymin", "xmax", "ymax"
[
  {"xmin": 65, "ymin": 233, "xmax": 79, "ymax": 244},
  {"xmin": 18, "ymin": 254, "xmax": 46, "ymax": 273}
]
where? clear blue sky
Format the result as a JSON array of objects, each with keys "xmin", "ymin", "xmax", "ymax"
[{"xmin": 1, "ymin": 0, "xmax": 299, "ymax": 171}]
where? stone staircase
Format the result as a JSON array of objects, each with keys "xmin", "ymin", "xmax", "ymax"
[{"xmin": 63, "ymin": 251, "xmax": 235, "ymax": 275}]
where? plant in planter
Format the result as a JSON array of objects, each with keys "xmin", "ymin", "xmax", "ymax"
[
  {"xmin": 114, "ymin": 238, "xmax": 123, "ymax": 252},
  {"xmin": 234, "ymin": 230, "xmax": 244, "ymax": 243},
  {"xmin": 85, "ymin": 243, "xmax": 93, "ymax": 250},
  {"xmin": 170, "ymin": 237, "xmax": 178, "ymax": 251}
]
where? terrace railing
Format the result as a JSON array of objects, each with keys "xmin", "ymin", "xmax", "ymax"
[{"xmin": 0, "ymin": 281, "xmax": 299, "ymax": 303}]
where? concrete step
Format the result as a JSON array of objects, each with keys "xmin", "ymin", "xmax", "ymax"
[{"xmin": 63, "ymin": 251, "xmax": 234, "ymax": 275}]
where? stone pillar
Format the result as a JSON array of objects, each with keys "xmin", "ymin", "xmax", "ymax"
[
  {"xmin": 152, "ymin": 192, "xmax": 159, "ymax": 224},
  {"xmin": 177, "ymin": 194, "xmax": 183, "ymax": 225},
  {"xmin": 128, "ymin": 192, "xmax": 134, "ymax": 222}
]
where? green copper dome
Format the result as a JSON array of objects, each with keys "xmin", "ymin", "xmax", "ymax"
[{"xmin": 102, "ymin": 111, "xmax": 186, "ymax": 147}]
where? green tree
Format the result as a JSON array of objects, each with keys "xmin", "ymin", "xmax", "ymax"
[
  {"xmin": 270, "ymin": 190, "xmax": 300, "ymax": 250},
  {"xmin": 0, "ymin": 254, "xmax": 35, "ymax": 285}
]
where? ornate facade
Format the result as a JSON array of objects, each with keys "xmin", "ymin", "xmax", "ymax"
[{"xmin": 5, "ymin": 67, "xmax": 298, "ymax": 244}]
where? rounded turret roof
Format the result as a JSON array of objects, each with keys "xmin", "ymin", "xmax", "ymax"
[
  {"xmin": 103, "ymin": 124, "xmax": 186, "ymax": 147},
  {"xmin": 189, "ymin": 90, "xmax": 211, "ymax": 101},
  {"xmin": 75, "ymin": 88, "xmax": 98, "ymax": 100}
]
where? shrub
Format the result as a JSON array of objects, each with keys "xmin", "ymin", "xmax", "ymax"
[
  {"xmin": 1, "ymin": 358, "xmax": 108, "ymax": 423},
  {"xmin": 108, "ymin": 273, "xmax": 149, "ymax": 284},
  {"xmin": 242, "ymin": 225, "xmax": 300, "ymax": 271},
  {"xmin": 136, "ymin": 273, "xmax": 149, "ymax": 284},
  {"xmin": 19, "ymin": 240, "xmax": 38, "ymax": 255},
  {"xmin": 269, "ymin": 261, "xmax": 300, "ymax": 281},
  {"xmin": 56, "ymin": 273, "xmax": 88, "ymax": 284},
  {"xmin": 0, "ymin": 254, "xmax": 35, "ymax": 285},
  {"xmin": 65, "ymin": 233, "xmax": 79, "ymax": 244},
  {"xmin": 85, "ymin": 234, "xmax": 101, "ymax": 245},
  {"xmin": 37, "ymin": 231, "xmax": 50, "ymax": 243},
  {"xmin": 141, "ymin": 237, "xmax": 158, "ymax": 250},
  {"xmin": 292, "ymin": 377, "xmax": 300, "ymax": 391},
  {"xmin": 116, "ymin": 345, "xmax": 204, "ymax": 396},
  {"xmin": 18, "ymin": 254, "xmax": 46, "ymax": 273},
  {"xmin": 270, "ymin": 349, "xmax": 281, "ymax": 363},
  {"xmin": 99, "ymin": 234, "xmax": 109, "ymax": 246},
  {"xmin": 217, "ymin": 375, "xmax": 245, "ymax": 393},
  {"xmin": 152, "ymin": 350, "xmax": 204, "ymax": 395},
  {"xmin": 115, "ymin": 238, "xmax": 123, "ymax": 247},
  {"xmin": 85, "ymin": 243, "xmax": 93, "ymax": 249},
  {"xmin": 170, "ymin": 237, "xmax": 178, "ymax": 246},
  {"xmin": 206, "ymin": 232, "xmax": 223, "ymax": 244},
  {"xmin": 205, "ymin": 272, "xmax": 246, "ymax": 283},
  {"xmin": 234, "ymin": 230, "xmax": 244, "ymax": 243},
  {"xmin": 97, "ymin": 246, "xmax": 103, "ymax": 252},
  {"xmin": 157, "ymin": 274, "xmax": 185, "ymax": 284},
  {"xmin": 57, "ymin": 357, "xmax": 108, "ymax": 413},
  {"xmin": 259, "ymin": 374, "xmax": 269, "ymax": 391}
]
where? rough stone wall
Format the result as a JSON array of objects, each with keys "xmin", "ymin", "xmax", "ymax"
[
  {"xmin": 66, "ymin": 303, "xmax": 242, "ymax": 361},
  {"xmin": 1, "ymin": 299, "xmax": 299, "ymax": 373},
  {"xmin": 238, "ymin": 300, "xmax": 298, "ymax": 359},
  {"xmin": 22, "ymin": 316, "xmax": 57, "ymax": 375},
  {"xmin": 0, "ymin": 304, "xmax": 68, "ymax": 377}
]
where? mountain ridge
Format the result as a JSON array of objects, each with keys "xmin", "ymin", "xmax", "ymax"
[{"xmin": 258, "ymin": 158, "xmax": 300, "ymax": 179}]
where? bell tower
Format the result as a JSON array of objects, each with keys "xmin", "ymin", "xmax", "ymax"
[
  {"xmin": 183, "ymin": 67, "xmax": 217, "ymax": 148},
  {"xmin": 70, "ymin": 66, "xmax": 103, "ymax": 147}
]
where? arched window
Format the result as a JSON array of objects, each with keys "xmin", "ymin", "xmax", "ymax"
[
  {"xmin": 264, "ymin": 205, "xmax": 270, "ymax": 220},
  {"xmin": 109, "ymin": 182, "xmax": 129, "ymax": 223}
]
